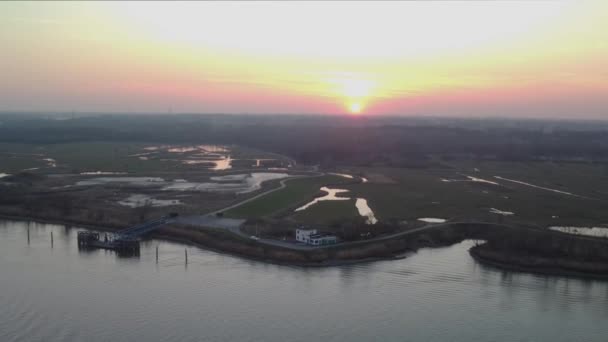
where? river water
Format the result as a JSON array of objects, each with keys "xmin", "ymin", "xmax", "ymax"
[{"xmin": 1, "ymin": 220, "xmax": 608, "ymax": 342}]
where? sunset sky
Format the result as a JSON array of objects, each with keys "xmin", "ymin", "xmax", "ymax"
[{"xmin": 1, "ymin": 1, "xmax": 607, "ymax": 118}]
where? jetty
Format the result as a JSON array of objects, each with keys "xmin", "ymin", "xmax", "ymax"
[{"xmin": 77, "ymin": 213, "xmax": 178, "ymax": 255}]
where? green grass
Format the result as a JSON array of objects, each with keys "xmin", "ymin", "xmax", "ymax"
[
  {"xmin": 224, "ymin": 175, "xmax": 349, "ymax": 218},
  {"xmin": 0, "ymin": 142, "xmax": 289, "ymax": 174},
  {"xmin": 291, "ymin": 199, "xmax": 359, "ymax": 224},
  {"xmin": 227, "ymin": 161, "xmax": 608, "ymax": 227},
  {"xmin": 0, "ymin": 156, "xmax": 47, "ymax": 173},
  {"xmin": 343, "ymin": 163, "xmax": 608, "ymax": 226},
  {"xmin": 0, "ymin": 142, "xmax": 166, "ymax": 173},
  {"xmin": 4, "ymin": 140, "xmax": 607, "ymax": 228}
]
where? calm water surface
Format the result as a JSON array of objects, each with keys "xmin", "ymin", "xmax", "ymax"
[{"xmin": 1, "ymin": 220, "xmax": 608, "ymax": 342}]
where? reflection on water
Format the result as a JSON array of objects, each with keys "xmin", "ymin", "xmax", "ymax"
[
  {"xmin": 43, "ymin": 158, "xmax": 57, "ymax": 167},
  {"xmin": 211, "ymin": 155, "xmax": 232, "ymax": 170},
  {"xmin": 328, "ymin": 172, "xmax": 354, "ymax": 179},
  {"xmin": 489, "ymin": 208, "xmax": 515, "ymax": 216},
  {"xmin": 80, "ymin": 171, "xmax": 127, "ymax": 175},
  {"xmin": 441, "ymin": 175, "xmax": 499, "ymax": 185},
  {"xmin": 296, "ymin": 187, "xmax": 378, "ymax": 224},
  {"xmin": 418, "ymin": 218, "xmax": 447, "ymax": 223},
  {"xmin": 295, "ymin": 186, "xmax": 350, "ymax": 211},
  {"xmin": 76, "ymin": 177, "xmax": 165, "ymax": 186},
  {"xmin": 549, "ymin": 226, "xmax": 608, "ymax": 238},
  {"xmin": 466, "ymin": 175, "xmax": 499, "ymax": 185},
  {"xmin": 137, "ymin": 145, "xmax": 233, "ymax": 170},
  {"xmin": 494, "ymin": 176, "xmax": 582, "ymax": 197},
  {"xmin": 117, "ymin": 194, "xmax": 181, "ymax": 208},
  {"xmin": 1, "ymin": 220, "xmax": 608, "ymax": 342},
  {"xmin": 162, "ymin": 172, "xmax": 288, "ymax": 193},
  {"xmin": 355, "ymin": 198, "xmax": 377, "ymax": 224},
  {"xmin": 75, "ymin": 173, "xmax": 287, "ymax": 194}
]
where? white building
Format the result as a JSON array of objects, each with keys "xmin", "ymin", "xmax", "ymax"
[
  {"xmin": 308, "ymin": 233, "xmax": 338, "ymax": 246},
  {"xmin": 296, "ymin": 229, "xmax": 317, "ymax": 243},
  {"xmin": 295, "ymin": 228, "xmax": 338, "ymax": 245}
]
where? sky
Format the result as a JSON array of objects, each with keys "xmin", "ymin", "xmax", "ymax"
[{"xmin": 1, "ymin": 1, "xmax": 607, "ymax": 118}]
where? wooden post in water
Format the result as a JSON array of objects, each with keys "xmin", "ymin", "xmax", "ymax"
[
  {"xmin": 27, "ymin": 227, "xmax": 30, "ymax": 245},
  {"xmin": 156, "ymin": 245, "xmax": 159, "ymax": 264},
  {"xmin": 51, "ymin": 231, "xmax": 54, "ymax": 248},
  {"xmin": 185, "ymin": 248, "xmax": 188, "ymax": 266}
]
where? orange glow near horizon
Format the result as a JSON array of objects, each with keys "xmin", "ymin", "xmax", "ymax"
[{"xmin": 1, "ymin": 1, "xmax": 607, "ymax": 118}]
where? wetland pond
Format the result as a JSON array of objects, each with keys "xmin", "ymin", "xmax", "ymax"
[
  {"xmin": 295, "ymin": 187, "xmax": 378, "ymax": 225},
  {"xmin": 75, "ymin": 172, "xmax": 289, "ymax": 194}
]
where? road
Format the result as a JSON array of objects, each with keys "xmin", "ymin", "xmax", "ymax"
[
  {"xmin": 206, "ymin": 172, "xmax": 323, "ymax": 216},
  {"xmin": 176, "ymin": 171, "xmax": 466, "ymax": 252},
  {"xmin": 177, "ymin": 172, "xmax": 323, "ymax": 233},
  {"xmin": 227, "ymin": 221, "xmax": 506, "ymax": 251}
]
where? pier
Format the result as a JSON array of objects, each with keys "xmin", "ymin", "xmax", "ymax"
[{"xmin": 77, "ymin": 213, "xmax": 177, "ymax": 255}]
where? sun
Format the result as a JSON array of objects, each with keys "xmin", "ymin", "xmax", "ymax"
[
  {"xmin": 349, "ymin": 102, "xmax": 362, "ymax": 115},
  {"xmin": 335, "ymin": 77, "xmax": 373, "ymax": 115}
]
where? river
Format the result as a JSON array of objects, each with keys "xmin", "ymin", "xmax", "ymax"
[{"xmin": 1, "ymin": 220, "xmax": 607, "ymax": 342}]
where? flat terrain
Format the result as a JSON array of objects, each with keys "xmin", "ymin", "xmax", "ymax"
[
  {"xmin": 228, "ymin": 161, "xmax": 608, "ymax": 228},
  {"xmin": 0, "ymin": 142, "xmax": 286, "ymax": 174},
  {"xmin": 290, "ymin": 199, "xmax": 359, "ymax": 224},
  {"xmin": 341, "ymin": 162, "xmax": 608, "ymax": 226},
  {"xmin": 2, "ymin": 141, "xmax": 608, "ymax": 230},
  {"xmin": 0, "ymin": 142, "xmax": 297, "ymax": 227},
  {"xmin": 224, "ymin": 174, "xmax": 349, "ymax": 218}
]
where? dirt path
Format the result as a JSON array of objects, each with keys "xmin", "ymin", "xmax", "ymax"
[{"xmin": 206, "ymin": 172, "xmax": 324, "ymax": 216}]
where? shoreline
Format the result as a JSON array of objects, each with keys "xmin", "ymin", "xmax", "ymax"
[
  {"xmin": 4, "ymin": 213, "xmax": 608, "ymax": 278},
  {"xmin": 0, "ymin": 213, "xmax": 124, "ymax": 233},
  {"xmin": 152, "ymin": 231, "xmax": 407, "ymax": 268},
  {"xmin": 469, "ymin": 245, "xmax": 608, "ymax": 280},
  {"xmin": 0, "ymin": 214, "xmax": 405, "ymax": 267}
]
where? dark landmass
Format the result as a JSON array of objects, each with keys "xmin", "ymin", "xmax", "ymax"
[
  {"xmin": 3, "ymin": 113, "xmax": 608, "ymax": 167},
  {"xmin": 470, "ymin": 225, "xmax": 608, "ymax": 278},
  {"xmin": 6, "ymin": 208, "xmax": 608, "ymax": 277},
  {"xmin": 3, "ymin": 112, "xmax": 608, "ymax": 275}
]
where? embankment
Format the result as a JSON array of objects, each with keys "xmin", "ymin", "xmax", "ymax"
[
  {"xmin": 154, "ymin": 222, "xmax": 500, "ymax": 266},
  {"xmin": 4, "ymin": 212, "xmax": 608, "ymax": 277},
  {"xmin": 470, "ymin": 226, "xmax": 608, "ymax": 279}
]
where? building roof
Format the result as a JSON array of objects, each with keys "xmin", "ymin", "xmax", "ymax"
[{"xmin": 309, "ymin": 233, "xmax": 337, "ymax": 239}]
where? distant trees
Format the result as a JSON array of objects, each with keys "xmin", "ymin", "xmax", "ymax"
[{"xmin": 3, "ymin": 115, "xmax": 608, "ymax": 167}]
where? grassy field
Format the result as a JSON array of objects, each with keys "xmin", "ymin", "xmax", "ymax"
[
  {"xmin": 3, "ymin": 140, "xmax": 608, "ymax": 228},
  {"xmin": 224, "ymin": 175, "xmax": 349, "ymax": 218},
  {"xmin": 0, "ymin": 142, "xmax": 170, "ymax": 173},
  {"xmin": 341, "ymin": 162, "xmax": 608, "ymax": 226},
  {"xmin": 224, "ymin": 160, "xmax": 608, "ymax": 227},
  {"xmin": 290, "ymin": 199, "xmax": 359, "ymax": 224},
  {"xmin": 0, "ymin": 142, "xmax": 289, "ymax": 174}
]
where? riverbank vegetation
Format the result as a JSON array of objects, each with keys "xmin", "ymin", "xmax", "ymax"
[{"xmin": 471, "ymin": 227, "xmax": 608, "ymax": 277}]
